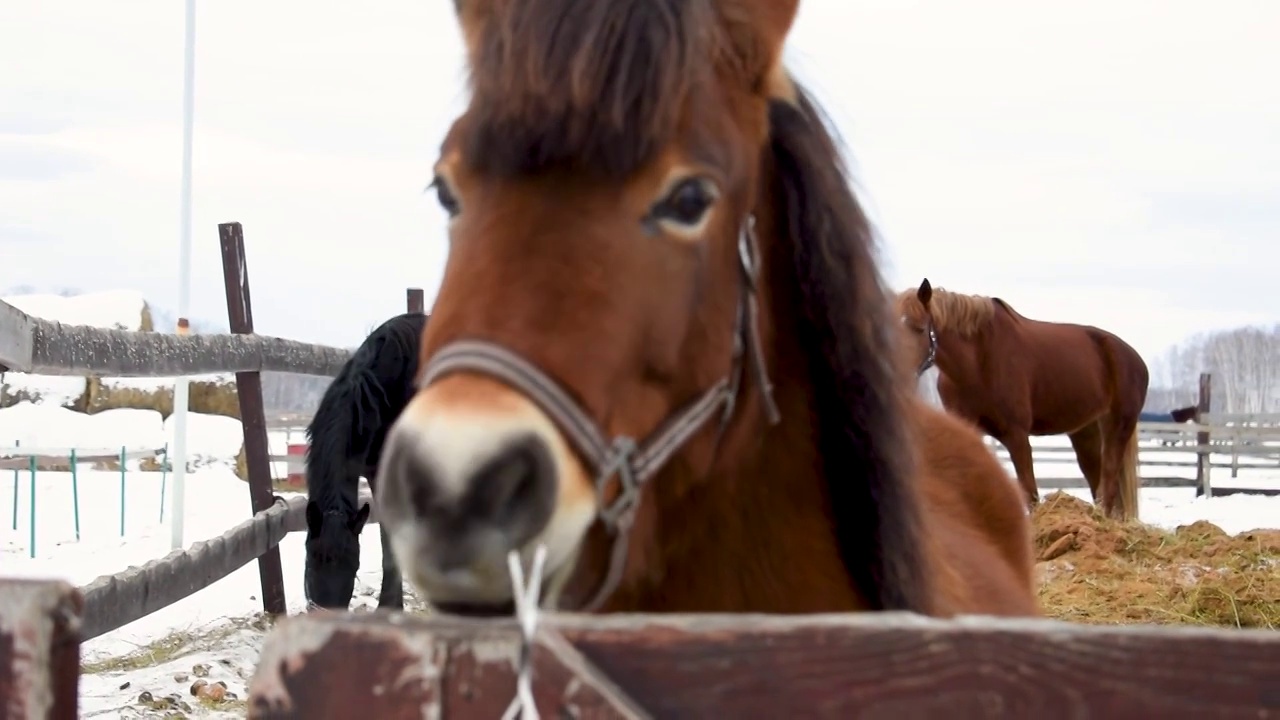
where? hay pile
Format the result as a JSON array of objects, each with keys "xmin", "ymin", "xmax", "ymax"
[
  {"xmin": 1033, "ymin": 492, "xmax": 1280, "ymax": 628},
  {"xmin": 81, "ymin": 376, "xmax": 241, "ymax": 419}
]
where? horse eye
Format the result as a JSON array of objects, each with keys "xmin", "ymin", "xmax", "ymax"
[
  {"xmin": 652, "ymin": 178, "xmax": 718, "ymax": 229},
  {"xmin": 432, "ymin": 176, "xmax": 461, "ymax": 218}
]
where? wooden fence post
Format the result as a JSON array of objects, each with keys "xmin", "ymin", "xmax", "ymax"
[
  {"xmin": 1195, "ymin": 372, "xmax": 1212, "ymax": 498},
  {"xmin": 406, "ymin": 287, "xmax": 425, "ymax": 314},
  {"xmin": 0, "ymin": 580, "xmax": 83, "ymax": 719},
  {"xmin": 219, "ymin": 222, "xmax": 288, "ymax": 616}
]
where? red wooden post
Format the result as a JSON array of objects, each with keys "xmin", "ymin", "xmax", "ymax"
[{"xmin": 285, "ymin": 444, "xmax": 308, "ymax": 489}]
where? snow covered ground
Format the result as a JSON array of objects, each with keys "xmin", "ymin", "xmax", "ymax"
[
  {"xmin": 2, "ymin": 289, "xmax": 1278, "ymax": 717},
  {"xmin": 0, "ymin": 403, "xmax": 402, "ymax": 718}
]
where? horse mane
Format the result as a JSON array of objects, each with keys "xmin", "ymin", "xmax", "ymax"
[
  {"xmin": 462, "ymin": 0, "xmax": 711, "ymax": 178},
  {"xmin": 769, "ymin": 85, "xmax": 935, "ymax": 612},
  {"xmin": 305, "ymin": 312, "xmax": 428, "ymax": 513},
  {"xmin": 897, "ymin": 286, "xmax": 1005, "ymax": 338}
]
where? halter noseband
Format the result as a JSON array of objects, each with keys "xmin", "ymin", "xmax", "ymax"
[{"xmin": 416, "ymin": 215, "xmax": 781, "ymax": 612}]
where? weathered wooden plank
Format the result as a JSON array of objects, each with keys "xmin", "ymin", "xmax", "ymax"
[
  {"xmin": 248, "ymin": 614, "xmax": 650, "ymax": 719},
  {"xmin": 246, "ymin": 612, "xmax": 1280, "ymax": 719},
  {"xmin": 0, "ymin": 580, "xmax": 83, "ymax": 720},
  {"xmin": 79, "ymin": 495, "xmax": 302, "ymax": 640},
  {"xmin": 78, "ymin": 488, "xmax": 378, "ymax": 640},
  {"xmin": 1201, "ymin": 412, "xmax": 1280, "ymax": 425},
  {"xmin": 1037, "ymin": 476, "xmax": 1199, "ymax": 489},
  {"xmin": 221, "ymin": 222, "xmax": 288, "ymax": 617},
  {"xmin": 1210, "ymin": 486, "xmax": 1280, "ymax": 497},
  {"xmin": 0, "ymin": 299, "xmax": 352, "ymax": 378}
]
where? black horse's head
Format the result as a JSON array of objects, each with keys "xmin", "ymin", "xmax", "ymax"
[{"xmin": 303, "ymin": 500, "xmax": 371, "ymax": 609}]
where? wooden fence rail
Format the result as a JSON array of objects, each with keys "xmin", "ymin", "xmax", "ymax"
[
  {"xmin": 76, "ymin": 489, "xmax": 374, "ymax": 640},
  {"xmin": 8, "ymin": 578, "xmax": 1280, "ymax": 720},
  {"xmin": 0, "ymin": 296, "xmax": 352, "ymax": 378},
  {"xmin": 0, "ymin": 221, "xmax": 425, "ymax": 651},
  {"xmin": 0, "ymin": 446, "xmax": 164, "ymax": 471},
  {"xmin": 243, "ymin": 611, "xmax": 1280, "ymax": 719}
]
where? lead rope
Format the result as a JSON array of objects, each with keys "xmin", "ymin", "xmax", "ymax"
[{"xmin": 502, "ymin": 544, "xmax": 548, "ymax": 720}]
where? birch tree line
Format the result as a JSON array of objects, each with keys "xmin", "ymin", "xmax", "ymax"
[{"xmin": 1149, "ymin": 325, "xmax": 1280, "ymax": 414}]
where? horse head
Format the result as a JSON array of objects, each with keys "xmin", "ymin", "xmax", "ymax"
[{"xmin": 376, "ymin": 0, "xmax": 936, "ymax": 616}]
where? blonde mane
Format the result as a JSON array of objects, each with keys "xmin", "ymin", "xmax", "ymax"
[{"xmin": 895, "ymin": 286, "xmax": 999, "ymax": 338}]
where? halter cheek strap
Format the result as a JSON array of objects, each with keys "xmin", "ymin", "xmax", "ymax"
[
  {"xmin": 416, "ymin": 216, "xmax": 780, "ymax": 612},
  {"xmin": 915, "ymin": 321, "xmax": 938, "ymax": 377}
]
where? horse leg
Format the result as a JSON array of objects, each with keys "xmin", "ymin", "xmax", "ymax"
[
  {"xmin": 365, "ymin": 464, "xmax": 405, "ymax": 609},
  {"xmin": 1068, "ymin": 421, "xmax": 1104, "ymax": 502},
  {"xmin": 1000, "ymin": 433, "xmax": 1040, "ymax": 507},
  {"xmin": 377, "ymin": 524, "xmax": 405, "ymax": 609}
]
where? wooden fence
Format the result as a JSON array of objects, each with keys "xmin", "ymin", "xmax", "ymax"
[
  {"xmin": 4, "ymin": 222, "xmax": 1279, "ymax": 716},
  {"xmin": 975, "ymin": 376, "xmax": 1280, "ymax": 498},
  {"xmin": 0, "ymin": 221, "xmax": 420, "ymax": 642},
  {"xmin": 983, "ymin": 419, "xmax": 1280, "ymax": 497},
  {"xmin": 6, "ymin": 577, "xmax": 1280, "ymax": 719}
]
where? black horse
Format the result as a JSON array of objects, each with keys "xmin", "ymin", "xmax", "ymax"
[
  {"xmin": 303, "ymin": 311, "xmax": 427, "ymax": 610},
  {"xmin": 1138, "ymin": 404, "xmax": 1199, "ymax": 447}
]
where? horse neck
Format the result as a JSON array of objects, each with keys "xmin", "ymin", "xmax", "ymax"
[
  {"xmin": 600, "ymin": 217, "xmax": 864, "ymax": 614},
  {"xmin": 936, "ymin": 326, "xmax": 984, "ymax": 380}
]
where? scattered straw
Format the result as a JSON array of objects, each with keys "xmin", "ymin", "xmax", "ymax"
[{"xmin": 1033, "ymin": 492, "xmax": 1280, "ymax": 628}]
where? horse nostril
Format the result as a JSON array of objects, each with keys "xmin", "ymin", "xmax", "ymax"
[
  {"xmin": 379, "ymin": 428, "xmax": 444, "ymax": 519},
  {"xmin": 464, "ymin": 433, "xmax": 557, "ymax": 546}
]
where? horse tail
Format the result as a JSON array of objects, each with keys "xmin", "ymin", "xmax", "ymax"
[{"xmin": 1115, "ymin": 419, "xmax": 1141, "ymax": 520}]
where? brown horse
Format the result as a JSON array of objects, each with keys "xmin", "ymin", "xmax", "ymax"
[
  {"xmin": 897, "ymin": 278, "xmax": 1150, "ymax": 520},
  {"xmin": 374, "ymin": 0, "xmax": 1037, "ymax": 619}
]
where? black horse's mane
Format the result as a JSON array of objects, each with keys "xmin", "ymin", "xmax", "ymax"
[{"xmin": 305, "ymin": 312, "xmax": 427, "ymax": 515}]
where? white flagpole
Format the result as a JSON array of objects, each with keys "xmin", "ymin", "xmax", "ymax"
[{"xmin": 170, "ymin": 0, "xmax": 197, "ymax": 550}]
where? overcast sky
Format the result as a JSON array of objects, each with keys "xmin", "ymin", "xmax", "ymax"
[{"xmin": 3, "ymin": 1, "xmax": 1278, "ymax": 368}]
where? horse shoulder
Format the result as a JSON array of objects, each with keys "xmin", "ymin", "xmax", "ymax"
[{"xmin": 907, "ymin": 400, "xmax": 1039, "ymax": 617}]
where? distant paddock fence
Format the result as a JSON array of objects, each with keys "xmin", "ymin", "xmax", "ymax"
[
  {"xmin": 0, "ymin": 221, "xmax": 429, "ymax": 648},
  {"xmin": 2, "ymin": 444, "xmax": 168, "ymax": 558},
  {"xmin": 982, "ymin": 373, "xmax": 1280, "ymax": 498}
]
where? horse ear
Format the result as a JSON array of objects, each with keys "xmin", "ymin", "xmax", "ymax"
[
  {"xmin": 917, "ymin": 278, "xmax": 933, "ymax": 306},
  {"xmin": 306, "ymin": 501, "xmax": 323, "ymax": 535},
  {"xmin": 349, "ymin": 503, "xmax": 372, "ymax": 534},
  {"xmin": 716, "ymin": 0, "xmax": 801, "ymax": 104}
]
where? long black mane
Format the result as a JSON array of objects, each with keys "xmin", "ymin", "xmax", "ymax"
[
  {"xmin": 305, "ymin": 312, "xmax": 428, "ymax": 513},
  {"xmin": 768, "ymin": 84, "xmax": 936, "ymax": 613}
]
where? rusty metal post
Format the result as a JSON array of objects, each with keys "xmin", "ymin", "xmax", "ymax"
[
  {"xmin": 1195, "ymin": 372, "xmax": 1213, "ymax": 498},
  {"xmin": 219, "ymin": 222, "xmax": 287, "ymax": 616},
  {"xmin": 406, "ymin": 287, "xmax": 425, "ymax": 314},
  {"xmin": 0, "ymin": 579, "xmax": 83, "ymax": 719}
]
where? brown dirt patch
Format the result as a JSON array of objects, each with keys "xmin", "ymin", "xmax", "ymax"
[{"xmin": 1033, "ymin": 491, "xmax": 1280, "ymax": 628}]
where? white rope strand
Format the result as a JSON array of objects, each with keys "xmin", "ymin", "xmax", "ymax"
[{"xmin": 501, "ymin": 544, "xmax": 548, "ymax": 720}]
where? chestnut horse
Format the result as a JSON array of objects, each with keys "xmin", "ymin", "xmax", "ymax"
[
  {"xmin": 375, "ymin": 0, "xmax": 1037, "ymax": 619},
  {"xmin": 898, "ymin": 279, "xmax": 1150, "ymax": 520}
]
